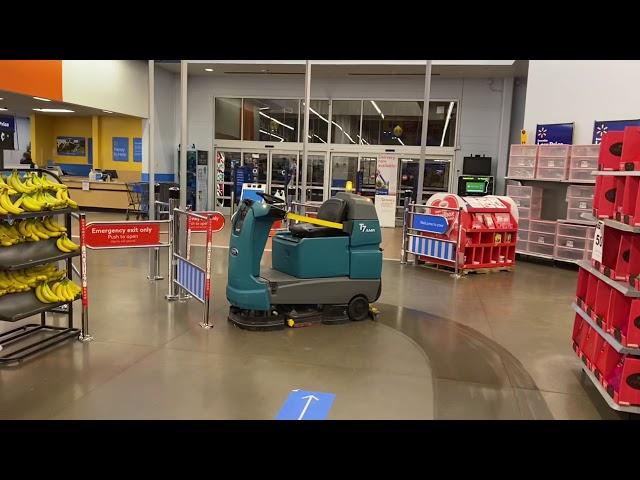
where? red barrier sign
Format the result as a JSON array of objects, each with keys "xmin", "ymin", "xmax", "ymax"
[
  {"xmin": 187, "ymin": 211, "xmax": 225, "ymax": 233},
  {"xmin": 84, "ymin": 222, "xmax": 162, "ymax": 249}
]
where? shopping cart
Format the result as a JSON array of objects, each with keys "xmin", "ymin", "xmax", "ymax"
[{"xmin": 125, "ymin": 182, "xmax": 149, "ymax": 220}]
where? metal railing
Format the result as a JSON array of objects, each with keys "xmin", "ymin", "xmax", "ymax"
[
  {"xmin": 401, "ymin": 201, "xmax": 463, "ymax": 278},
  {"xmin": 165, "ymin": 195, "xmax": 218, "ymax": 329}
]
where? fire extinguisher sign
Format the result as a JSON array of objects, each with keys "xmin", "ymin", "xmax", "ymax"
[{"xmin": 592, "ymin": 220, "xmax": 604, "ymax": 263}]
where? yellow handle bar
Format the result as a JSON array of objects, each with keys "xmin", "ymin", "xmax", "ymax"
[{"xmin": 286, "ymin": 212, "xmax": 343, "ymax": 230}]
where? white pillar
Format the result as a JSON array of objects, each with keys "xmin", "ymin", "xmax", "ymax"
[
  {"xmin": 180, "ymin": 60, "xmax": 188, "ymax": 210},
  {"xmin": 301, "ymin": 60, "xmax": 311, "ymax": 205},
  {"xmin": 148, "ymin": 60, "xmax": 155, "ymax": 220},
  {"xmin": 417, "ymin": 60, "xmax": 432, "ymax": 202}
]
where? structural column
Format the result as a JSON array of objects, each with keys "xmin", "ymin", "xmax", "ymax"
[
  {"xmin": 179, "ymin": 60, "xmax": 188, "ymax": 210},
  {"xmin": 417, "ymin": 60, "xmax": 432, "ymax": 203},
  {"xmin": 496, "ymin": 77, "xmax": 514, "ymax": 195},
  {"xmin": 300, "ymin": 60, "xmax": 311, "ymax": 205},
  {"xmin": 148, "ymin": 60, "xmax": 155, "ymax": 220}
]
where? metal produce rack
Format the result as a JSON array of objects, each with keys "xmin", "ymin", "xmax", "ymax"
[{"xmin": 0, "ymin": 168, "xmax": 89, "ymax": 366}]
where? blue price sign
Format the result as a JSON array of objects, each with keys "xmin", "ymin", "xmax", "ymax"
[
  {"xmin": 536, "ymin": 123, "xmax": 574, "ymax": 145},
  {"xmin": 112, "ymin": 137, "xmax": 129, "ymax": 162},
  {"xmin": 133, "ymin": 138, "xmax": 142, "ymax": 162},
  {"xmin": 593, "ymin": 119, "xmax": 640, "ymax": 144},
  {"xmin": 276, "ymin": 389, "xmax": 336, "ymax": 420},
  {"xmin": 411, "ymin": 213, "xmax": 449, "ymax": 234}
]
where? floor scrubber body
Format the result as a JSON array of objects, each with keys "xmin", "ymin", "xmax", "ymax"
[{"xmin": 227, "ymin": 191, "xmax": 382, "ymax": 330}]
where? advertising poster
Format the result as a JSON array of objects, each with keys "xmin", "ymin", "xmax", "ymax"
[
  {"xmin": 133, "ymin": 138, "xmax": 142, "ymax": 162},
  {"xmin": 374, "ymin": 154, "xmax": 398, "ymax": 228},
  {"xmin": 112, "ymin": 137, "xmax": 129, "ymax": 161},
  {"xmin": 535, "ymin": 123, "xmax": 574, "ymax": 145},
  {"xmin": 215, "ymin": 151, "xmax": 225, "ymax": 207},
  {"xmin": 593, "ymin": 119, "xmax": 640, "ymax": 144},
  {"xmin": 56, "ymin": 136, "xmax": 85, "ymax": 156}
]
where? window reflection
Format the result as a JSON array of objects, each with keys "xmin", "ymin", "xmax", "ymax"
[
  {"xmin": 215, "ymin": 98, "xmax": 242, "ymax": 140},
  {"xmin": 214, "ymin": 97, "xmax": 458, "ymax": 147},
  {"xmin": 301, "ymin": 100, "xmax": 330, "ymax": 144},
  {"xmin": 330, "ymin": 100, "xmax": 360, "ymax": 145},
  {"xmin": 427, "ymin": 101, "xmax": 457, "ymax": 147},
  {"xmin": 242, "ymin": 98, "xmax": 299, "ymax": 142},
  {"xmin": 362, "ymin": 100, "xmax": 424, "ymax": 146}
]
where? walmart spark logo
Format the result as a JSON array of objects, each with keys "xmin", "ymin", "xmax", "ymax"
[{"xmin": 537, "ymin": 126, "xmax": 547, "ymax": 139}]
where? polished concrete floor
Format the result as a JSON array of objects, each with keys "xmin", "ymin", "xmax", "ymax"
[{"xmin": 0, "ymin": 211, "xmax": 626, "ymax": 419}]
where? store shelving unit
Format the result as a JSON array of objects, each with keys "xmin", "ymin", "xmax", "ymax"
[
  {"xmin": 0, "ymin": 169, "xmax": 82, "ymax": 365},
  {"xmin": 507, "ymin": 144, "xmax": 599, "ymax": 265},
  {"xmin": 570, "ymin": 134, "xmax": 640, "ymax": 411}
]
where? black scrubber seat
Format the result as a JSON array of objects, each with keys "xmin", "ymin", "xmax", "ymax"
[{"xmin": 290, "ymin": 197, "xmax": 348, "ymax": 238}]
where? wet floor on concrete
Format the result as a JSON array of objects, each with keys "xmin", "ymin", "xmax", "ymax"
[{"xmin": 0, "ymin": 212, "xmax": 627, "ymax": 419}]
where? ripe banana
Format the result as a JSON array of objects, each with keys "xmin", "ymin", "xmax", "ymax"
[
  {"xmin": 27, "ymin": 220, "xmax": 49, "ymax": 240},
  {"xmin": 21, "ymin": 194, "xmax": 43, "ymax": 212},
  {"xmin": 0, "ymin": 192, "xmax": 24, "ymax": 215},
  {"xmin": 44, "ymin": 217, "xmax": 67, "ymax": 233},
  {"xmin": 56, "ymin": 235, "xmax": 73, "ymax": 252},
  {"xmin": 56, "ymin": 234, "xmax": 79, "ymax": 252}
]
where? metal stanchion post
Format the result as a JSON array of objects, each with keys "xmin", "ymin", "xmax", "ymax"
[
  {"xmin": 451, "ymin": 207, "xmax": 463, "ymax": 279},
  {"xmin": 165, "ymin": 188, "xmax": 181, "ymax": 301},
  {"xmin": 148, "ymin": 184, "xmax": 164, "ymax": 281},
  {"xmin": 199, "ymin": 214, "xmax": 215, "ymax": 329},
  {"xmin": 78, "ymin": 212, "xmax": 93, "ymax": 342},
  {"xmin": 401, "ymin": 200, "xmax": 409, "ymax": 264}
]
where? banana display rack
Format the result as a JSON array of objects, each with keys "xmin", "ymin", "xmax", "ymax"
[{"xmin": 0, "ymin": 168, "xmax": 89, "ymax": 366}]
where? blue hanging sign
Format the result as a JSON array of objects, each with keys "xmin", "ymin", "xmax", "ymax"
[
  {"xmin": 0, "ymin": 115, "xmax": 15, "ymax": 131},
  {"xmin": 535, "ymin": 123, "xmax": 574, "ymax": 145},
  {"xmin": 112, "ymin": 137, "xmax": 129, "ymax": 161},
  {"xmin": 133, "ymin": 138, "xmax": 142, "ymax": 162},
  {"xmin": 276, "ymin": 389, "xmax": 336, "ymax": 420},
  {"xmin": 411, "ymin": 213, "xmax": 449, "ymax": 234},
  {"xmin": 593, "ymin": 119, "xmax": 640, "ymax": 144}
]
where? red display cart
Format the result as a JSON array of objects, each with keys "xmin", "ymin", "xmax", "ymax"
[{"xmin": 401, "ymin": 193, "xmax": 518, "ymax": 274}]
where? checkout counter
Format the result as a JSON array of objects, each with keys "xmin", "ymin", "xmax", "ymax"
[{"xmin": 62, "ymin": 170, "xmax": 140, "ymax": 210}]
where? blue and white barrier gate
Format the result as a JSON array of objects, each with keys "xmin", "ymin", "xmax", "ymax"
[
  {"xmin": 175, "ymin": 256, "xmax": 206, "ymax": 301},
  {"xmin": 167, "ymin": 206, "xmax": 225, "ymax": 329},
  {"xmin": 401, "ymin": 202, "xmax": 463, "ymax": 277}
]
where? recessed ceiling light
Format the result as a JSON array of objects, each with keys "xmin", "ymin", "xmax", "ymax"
[
  {"xmin": 33, "ymin": 96, "xmax": 51, "ymax": 102},
  {"xmin": 102, "ymin": 110, "xmax": 114, "ymax": 113},
  {"xmin": 205, "ymin": 68, "xmax": 214, "ymax": 72},
  {"xmin": 0, "ymin": 98, "xmax": 3, "ymax": 101},
  {"xmin": 33, "ymin": 108, "xmax": 75, "ymax": 113},
  {"xmin": 0, "ymin": 107, "xmax": 7, "ymax": 111}
]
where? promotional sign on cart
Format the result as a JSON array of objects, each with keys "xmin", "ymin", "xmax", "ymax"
[{"xmin": 84, "ymin": 222, "xmax": 162, "ymax": 248}]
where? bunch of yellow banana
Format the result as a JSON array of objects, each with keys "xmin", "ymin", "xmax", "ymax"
[
  {"xmin": 0, "ymin": 171, "xmax": 78, "ymax": 214},
  {"xmin": 55, "ymin": 187, "xmax": 78, "ymax": 209},
  {"xmin": 56, "ymin": 233, "xmax": 80, "ymax": 253},
  {"xmin": 0, "ymin": 264, "xmax": 65, "ymax": 295},
  {"xmin": 0, "ymin": 222, "xmax": 21, "ymax": 247},
  {"xmin": 8, "ymin": 218, "xmax": 67, "ymax": 243},
  {"xmin": 35, "ymin": 278, "xmax": 80, "ymax": 304}
]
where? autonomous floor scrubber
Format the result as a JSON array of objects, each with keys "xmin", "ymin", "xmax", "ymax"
[{"xmin": 226, "ymin": 191, "xmax": 382, "ymax": 330}]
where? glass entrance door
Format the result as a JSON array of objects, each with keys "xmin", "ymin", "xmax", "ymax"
[
  {"xmin": 359, "ymin": 156, "xmax": 377, "ymax": 201},
  {"xmin": 329, "ymin": 154, "xmax": 358, "ymax": 198},
  {"xmin": 242, "ymin": 152, "xmax": 268, "ymax": 185},
  {"xmin": 269, "ymin": 152, "xmax": 298, "ymax": 201},
  {"xmin": 213, "ymin": 149, "xmax": 241, "ymax": 215},
  {"xmin": 297, "ymin": 153, "xmax": 326, "ymax": 203},
  {"xmin": 396, "ymin": 157, "xmax": 420, "ymax": 223}
]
